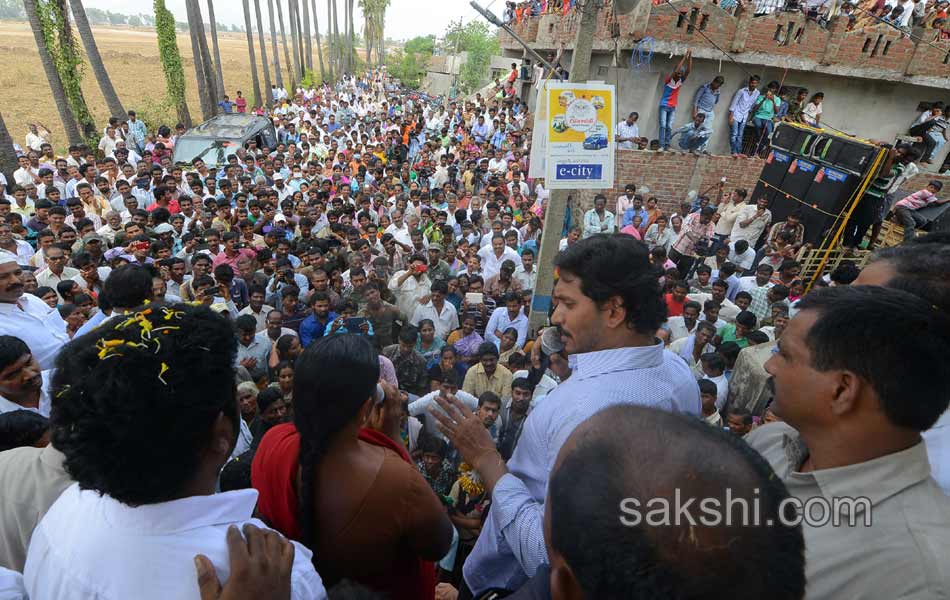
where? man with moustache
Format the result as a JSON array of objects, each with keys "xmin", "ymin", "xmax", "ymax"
[
  {"xmin": 745, "ymin": 286, "xmax": 950, "ymax": 599},
  {"xmin": 433, "ymin": 234, "xmax": 700, "ymax": 596},
  {"xmin": 0, "ymin": 254, "xmax": 69, "ymax": 370}
]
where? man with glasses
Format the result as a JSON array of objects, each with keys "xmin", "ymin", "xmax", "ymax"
[{"xmin": 35, "ymin": 246, "xmax": 78, "ymax": 303}]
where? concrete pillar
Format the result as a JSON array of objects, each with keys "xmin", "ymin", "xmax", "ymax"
[
  {"xmin": 731, "ymin": 4, "xmax": 752, "ymax": 53},
  {"xmin": 820, "ymin": 16, "xmax": 847, "ymax": 66}
]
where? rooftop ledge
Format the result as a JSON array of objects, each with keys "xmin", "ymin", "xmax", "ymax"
[{"xmin": 500, "ymin": 0, "xmax": 950, "ymax": 86}]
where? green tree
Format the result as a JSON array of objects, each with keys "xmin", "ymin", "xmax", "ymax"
[
  {"xmin": 384, "ymin": 35, "xmax": 433, "ymax": 88},
  {"xmin": 84, "ymin": 7, "xmax": 107, "ymax": 23},
  {"xmin": 30, "ymin": 0, "xmax": 97, "ymax": 143},
  {"xmin": 70, "ymin": 0, "xmax": 126, "ymax": 118},
  {"xmin": 24, "ymin": 0, "xmax": 82, "ymax": 145},
  {"xmin": 446, "ymin": 21, "xmax": 500, "ymax": 94},
  {"xmin": 154, "ymin": 0, "xmax": 192, "ymax": 127}
]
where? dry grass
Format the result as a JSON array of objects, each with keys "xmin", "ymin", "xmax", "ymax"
[{"xmin": 0, "ymin": 20, "xmax": 332, "ymax": 152}]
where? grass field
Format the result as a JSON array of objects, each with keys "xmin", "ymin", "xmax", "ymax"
[{"xmin": 0, "ymin": 20, "xmax": 333, "ymax": 152}]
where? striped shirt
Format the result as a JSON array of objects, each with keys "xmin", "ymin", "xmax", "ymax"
[
  {"xmin": 660, "ymin": 76, "xmax": 686, "ymax": 108},
  {"xmin": 463, "ymin": 343, "xmax": 701, "ymax": 595}
]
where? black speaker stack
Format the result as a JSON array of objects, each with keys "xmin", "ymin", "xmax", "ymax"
[{"xmin": 750, "ymin": 123, "xmax": 886, "ymax": 248}]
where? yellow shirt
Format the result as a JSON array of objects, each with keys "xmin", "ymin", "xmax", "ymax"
[{"xmin": 462, "ymin": 362, "xmax": 513, "ymax": 401}]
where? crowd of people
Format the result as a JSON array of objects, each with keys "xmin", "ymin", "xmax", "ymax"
[{"xmin": 0, "ymin": 67, "xmax": 949, "ymax": 600}]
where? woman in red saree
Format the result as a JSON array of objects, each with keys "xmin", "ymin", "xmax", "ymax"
[{"xmin": 252, "ymin": 335, "xmax": 453, "ymax": 600}]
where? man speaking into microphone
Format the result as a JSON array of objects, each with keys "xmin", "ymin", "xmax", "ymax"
[{"xmin": 432, "ymin": 233, "xmax": 701, "ymax": 596}]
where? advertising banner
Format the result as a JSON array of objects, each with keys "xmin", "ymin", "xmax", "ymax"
[{"xmin": 544, "ymin": 82, "xmax": 615, "ymax": 189}]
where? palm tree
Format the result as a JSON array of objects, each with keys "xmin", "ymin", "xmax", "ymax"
[
  {"xmin": 288, "ymin": 0, "xmax": 301, "ymax": 82},
  {"xmin": 341, "ymin": 0, "xmax": 348, "ymax": 73},
  {"xmin": 206, "ymin": 0, "xmax": 227, "ymax": 100},
  {"xmin": 331, "ymin": 0, "xmax": 341, "ymax": 76},
  {"xmin": 301, "ymin": 0, "xmax": 313, "ymax": 72},
  {"xmin": 242, "ymin": 0, "xmax": 263, "ymax": 109},
  {"xmin": 154, "ymin": 0, "xmax": 192, "ymax": 127},
  {"xmin": 276, "ymin": 0, "xmax": 294, "ymax": 88},
  {"xmin": 325, "ymin": 0, "xmax": 335, "ymax": 81},
  {"xmin": 295, "ymin": 0, "xmax": 306, "ymax": 75},
  {"xmin": 293, "ymin": 0, "xmax": 303, "ymax": 76},
  {"xmin": 347, "ymin": 0, "xmax": 355, "ymax": 73},
  {"xmin": 68, "ymin": 0, "xmax": 125, "ymax": 118},
  {"xmin": 311, "ymin": 0, "xmax": 325, "ymax": 81},
  {"xmin": 185, "ymin": 0, "xmax": 217, "ymax": 119},
  {"xmin": 266, "ymin": 0, "xmax": 284, "ymax": 89},
  {"xmin": 254, "ymin": 0, "xmax": 274, "ymax": 106},
  {"xmin": 374, "ymin": 0, "xmax": 387, "ymax": 66},
  {"xmin": 0, "ymin": 112, "xmax": 18, "ymax": 185},
  {"xmin": 23, "ymin": 0, "xmax": 83, "ymax": 146}
]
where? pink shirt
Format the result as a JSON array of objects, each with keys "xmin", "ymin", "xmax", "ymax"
[
  {"xmin": 895, "ymin": 188, "xmax": 944, "ymax": 211},
  {"xmin": 211, "ymin": 247, "xmax": 257, "ymax": 275},
  {"xmin": 620, "ymin": 224, "xmax": 643, "ymax": 239}
]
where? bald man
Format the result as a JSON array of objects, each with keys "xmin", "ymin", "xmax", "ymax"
[{"xmin": 434, "ymin": 403, "xmax": 806, "ymax": 600}]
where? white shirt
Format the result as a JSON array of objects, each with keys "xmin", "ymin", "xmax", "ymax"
[
  {"xmin": 13, "ymin": 167, "xmax": 38, "ymax": 187},
  {"xmin": 513, "ymin": 265, "xmax": 537, "ymax": 291},
  {"xmin": 98, "ymin": 136, "xmax": 118, "ymax": 157},
  {"xmin": 387, "ymin": 271, "xmax": 432, "ymax": 321},
  {"xmin": 477, "ymin": 245, "xmax": 522, "ymax": 281},
  {"xmin": 688, "ymin": 292, "xmax": 741, "ymax": 323},
  {"xmin": 487, "ymin": 158, "xmax": 508, "ymax": 175},
  {"xmin": 512, "ymin": 369, "xmax": 557, "ymax": 403},
  {"xmin": 410, "ymin": 300, "xmax": 459, "ymax": 340},
  {"xmin": 0, "ymin": 370, "xmax": 51, "ymax": 417},
  {"xmin": 487, "ymin": 306, "xmax": 530, "ymax": 349},
  {"xmin": 665, "ymin": 315, "xmax": 697, "ymax": 343},
  {"xmin": 26, "ymin": 132, "xmax": 47, "ymax": 152},
  {"xmin": 616, "ymin": 120, "xmax": 641, "ymax": 150},
  {"xmin": 0, "ymin": 295, "xmax": 69, "ymax": 370},
  {"xmin": 36, "ymin": 267, "xmax": 80, "ymax": 302},
  {"xmin": 72, "ymin": 267, "xmax": 111, "ymax": 291},
  {"xmin": 24, "ymin": 484, "xmax": 326, "ymax": 600},
  {"xmin": 409, "ymin": 390, "xmax": 479, "ymax": 443},
  {"xmin": 384, "ymin": 222, "xmax": 412, "ymax": 247},
  {"xmin": 728, "ymin": 242, "xmax": 757, "ymax": 271},
  {"xmin": 3, "ymin": 240, "xmax": 35, "ymax": 266},
  {"xmin": 705, "ymin": 373, "xmax": 729, "ymax": 410},
  {"xmin": 737, "ymin": 276, "xmax": 773, "ymax": 295},
  {"xmin": 0, "ymin": 567, "xmax": 26, "ymax": 600},
  {"xmin": 730, "ymin": 205, "xmax": 772, "ymax": 245},
  {"xmin": 238, "ymin": 304, "xmax": 274, "ymax": 332},
  {"xmin": 923, "ymin": 410, "xmax": 950, "ymax": 496}
]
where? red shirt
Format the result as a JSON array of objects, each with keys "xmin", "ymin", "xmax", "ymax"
[
  {"xmin": 147, "ymin": 198, "xmax": 181, "ymax": 214},
  {"xmin": 665, "ymin": 293, "xmax": 686, "ymax": 317},
  {"xmin": 235, "ymin": 97, "xmax": 247, "ymax": 113}
]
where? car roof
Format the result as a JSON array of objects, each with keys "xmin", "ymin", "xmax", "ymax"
[{"xmin": 180, "ymin": 114, "xmax": 272, "ymax": 140}]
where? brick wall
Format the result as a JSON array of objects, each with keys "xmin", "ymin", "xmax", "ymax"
[
  {"xmin": 502, "ymin": 4, "xmax": 950, "ymax": 81},
  {"xmin": 742, "ymin": 13, "xmax": 831, "ymax": 62},
  {"xmin": 906, "ymin": 37, "xmax": 950, "ymax": 77},
  {"xmin": 643, "ymin": 3, "xmax": 739, "ymax": 51},
  {"xmin": 569, "ymin": 151, "xmax": 764, "ymax": 218},
  {"xmin": 568, "ymin": 149, "xmax": 950, "ymax": 219}
]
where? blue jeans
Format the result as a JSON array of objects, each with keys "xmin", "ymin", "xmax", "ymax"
[
  {"xmin": 730, "ymin": 118, "xmax": 746, "ymax": 154},
  {"xmin": 658, "ymin": 106, "xmax": 676, "ymax": 149},
  {"xmin": 676, "ymin": 130, "xmax": 711, "ymax": 151},
  {"xmin": 752, "ymin": 117, "xmax": 774, "ymax": 155},
  {"xmin": 925, "ymin": 131, "xmax": 946, "ymax": 161}
]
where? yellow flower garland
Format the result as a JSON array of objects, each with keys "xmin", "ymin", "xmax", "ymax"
[{"xmin": 458, "ymin": 462, "xmax": 485, "ymax": 497}]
